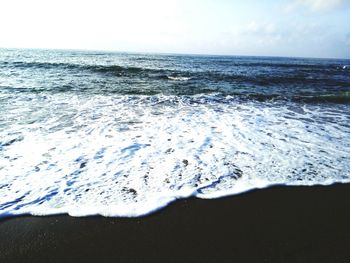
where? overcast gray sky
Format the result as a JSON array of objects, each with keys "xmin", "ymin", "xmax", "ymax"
[{"xmin": 1, "ymin": 0, "xmax": 349, "ymax": 58}]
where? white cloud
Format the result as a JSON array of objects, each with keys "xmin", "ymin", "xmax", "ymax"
[
  {"xmin": 293, "ymin": 0, "xmax": 349, "ymax": 11},
  {"xmin": 229, "ymin": 21, "xmax": 277, "ymax": 37}
]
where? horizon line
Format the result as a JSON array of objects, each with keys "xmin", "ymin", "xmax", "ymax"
[{"xmin": 1, "ymin": 46, "xmax": 350, "ymax": 61}]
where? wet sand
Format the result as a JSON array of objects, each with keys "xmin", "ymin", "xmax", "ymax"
[{"xmin": 1, "ymin": 184, "xmax": 350, "ymax": 263}]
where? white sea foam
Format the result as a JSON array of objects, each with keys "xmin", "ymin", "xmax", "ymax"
[
  {"xmin": 167, "ymin": 76, "xmax": 191, "ymax": 81},
  {"xmin": 0, "ymin": 93, "xmax": 349, "ymax": 217}
]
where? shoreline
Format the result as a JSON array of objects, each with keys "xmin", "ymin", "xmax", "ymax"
[{"xmin": 1, "ymin": 183, "xmax": 350, "ymax": 262}]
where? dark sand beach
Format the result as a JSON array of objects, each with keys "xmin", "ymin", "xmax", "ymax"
[{"xmin": 1, "ymin": 184, "xmax": 350, "ymax": 263}]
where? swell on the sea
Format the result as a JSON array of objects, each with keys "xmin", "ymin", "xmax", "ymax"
[{"xmin": 1, "ymin": 58, "xmax": 350, "ymax": 103}]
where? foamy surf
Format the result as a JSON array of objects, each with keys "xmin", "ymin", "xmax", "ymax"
[{"xmin": 1, "ymin": 93, "xmax": 349, "ymax": 218}]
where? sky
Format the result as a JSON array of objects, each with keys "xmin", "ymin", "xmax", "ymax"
[{"xmin": 0, "ymin": 0, "xmax": 349, "ymax": 58}]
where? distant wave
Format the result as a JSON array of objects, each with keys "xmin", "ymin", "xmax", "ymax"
[
  {"xmin": 0, "ymin": 61, "xmax": 185, "ymax": 79},
  {"xmin": 1, "ymin": 60, "xmax": 346, "ymax": 76},
  {"xmin": 0, "ymin": 61, "xmax": 157, "ymax": 75},
  {"xmin": 1, "ymin": 60, "xmax": 349, "ymax": 103}
]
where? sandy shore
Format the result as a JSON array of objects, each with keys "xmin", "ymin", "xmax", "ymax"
[{"xmin": 1, "ymin": 184, "xmax": 350, "ymax": 263}]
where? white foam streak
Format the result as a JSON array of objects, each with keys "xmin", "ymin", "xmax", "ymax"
[{"xmin": 167, "ymin": 76, "xmax": 191, "ymax": 81}]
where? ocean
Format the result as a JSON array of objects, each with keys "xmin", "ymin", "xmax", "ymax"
[{"xmin": 0, "ymin": 48, "xmax": 349, "ymax": 217}]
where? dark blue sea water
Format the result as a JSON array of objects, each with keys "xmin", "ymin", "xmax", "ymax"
[{"xmin": 1, "ymin": 48, "xmax": 350, "ymax": 217}]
